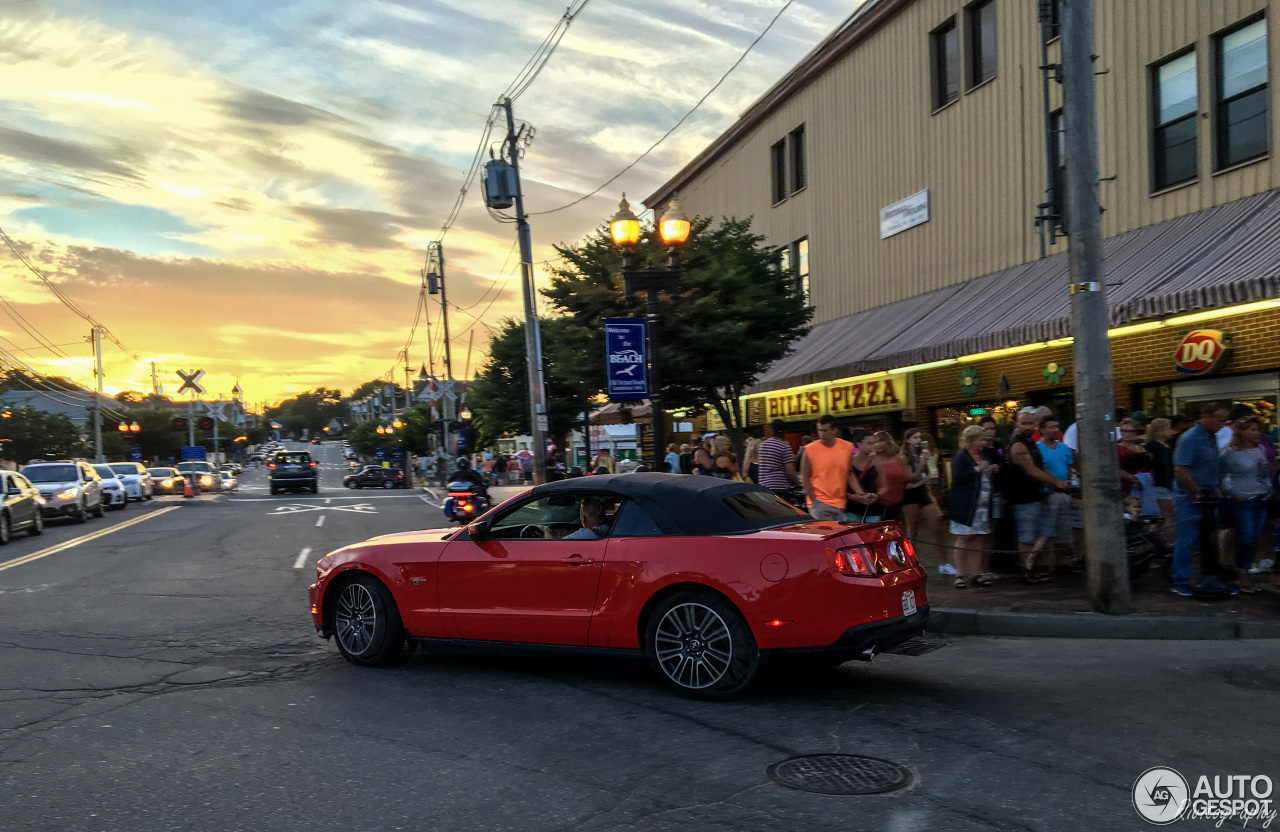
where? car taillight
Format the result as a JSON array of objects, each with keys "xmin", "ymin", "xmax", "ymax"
[
  {"xmin": 268, "ymin": 463, "xmax": 275, "ymax": 468},
  {"xmin": 833, "ymin": 545, "xmax": 877, "ymax": 577},
  {"xmin": 447, "ymin": 492, "xmax": 472, "ymax": 498},
  {"xmin": 310, "ymin": 462, "xmax": 317, "ymax": 468}
]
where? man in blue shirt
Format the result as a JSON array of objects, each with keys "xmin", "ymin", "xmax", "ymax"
[
  {"xmin": 1170, "ymin": 402, "xmax": 1230, "ymax": 594},
  {"xmin": 564, "ymin": 498, "xmax": 610, "ymax": 540},
  {"xmin": 1036, "ymin": 416, "xmax": 1077, "ymax": 568}
]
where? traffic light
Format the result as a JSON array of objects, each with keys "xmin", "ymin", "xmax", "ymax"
[
  {"xmin": 197, "ymin": 416, "xmax": 215, "ymax": 431},
  {"xmin": 171, "ymin": 417, "xmax": 188, "ymax": 431}
]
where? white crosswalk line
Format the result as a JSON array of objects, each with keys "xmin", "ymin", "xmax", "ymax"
[{"xmin": 293, "ymin": 547, "xmax": 312, "ymax": 569}]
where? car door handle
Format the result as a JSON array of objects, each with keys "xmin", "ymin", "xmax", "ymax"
[{"xmin": 561, "ymin": 556, "xmax": 594, "ymax": 566}]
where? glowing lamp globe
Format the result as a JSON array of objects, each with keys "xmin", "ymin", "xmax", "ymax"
[
  {"xmin": 609, "ymin": 195, "xmax": 641, "ymax": 249},
  {"xmin": 658, "ymin": 198, "xmax": 690, "ymax": 248}
]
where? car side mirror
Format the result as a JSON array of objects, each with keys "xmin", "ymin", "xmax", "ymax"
[
  {"xmin": 469, "ymin": 519, "xmax": 490, "ymax": 540},
  {"xmin": 7, "ymin": 484, "xmax": 21, "ymax": 495}
]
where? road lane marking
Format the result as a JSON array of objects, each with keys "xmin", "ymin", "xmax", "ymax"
[
  {"xmin": 268, "ymin": 503, "xmax": 376, "ymax": 515},
  {"xmin": 315, "ymin": 515, "xmax": 325, "ymax": 527},
  {"xmin": 324, "ymin": 497, "xmax": 331, "ymax": 504},
  {"xmin": 419, "ymin": 494, "xmax": 442, "ymax": 508},
  {"xmin": 0, "ymin": 507, "xmax": 182, "ymax": 574},
  {"xmin": 293, "ymin": 547, "xmax": 312, "ymax": 569},
  {"xmin": 231, "ymin": 494, "xmax": 417, "ymax": 502}
]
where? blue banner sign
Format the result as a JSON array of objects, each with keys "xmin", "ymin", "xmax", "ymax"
[
  {"xmin": 605, "ymin": 317, "xmax": 648, "ymax": 400},
  {"xmin": 376, "ymin": 446, "xmax": 385, "ymax": 461},
  {"xmin": 181, "ymin": 446, "xmax": 207, "ymax": 460},
  {"xmin": 129, "ymin": 446, "xmax": 143, "ymax": 462}
]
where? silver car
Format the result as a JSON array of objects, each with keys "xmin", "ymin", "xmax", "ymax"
[
  {"xmin": 22, "ymin": 462, "xmax": 105, "ymax": 523},
  {"xmin": 92, "ymin": 465, "xmax": 130, "ymax": 511},
  {"xmin": 107, "ymin": 462, "xmax": 153, "ymax": 501}
]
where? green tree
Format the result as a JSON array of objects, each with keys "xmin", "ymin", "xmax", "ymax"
[
  {"xmin": 467, "ymin": 318, "xmax": 584, "ymax": 450},
  {"xmin": 542, "ymin": 217, "xmax": 813, "ymax": 452},
  {"xmin": 0, "ymin": 407, "xmax": 87, "ymax": 464},
  {"xmin": 265, "ymin": 388, "xmax": 345, "ymax": 437}
]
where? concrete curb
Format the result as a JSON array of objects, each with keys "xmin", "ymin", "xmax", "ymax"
[
  {"xmin": 153, "ymin": 494, "xmax": 228, "ymax": 507},
  {"xmin": 927, "ymin": 607, "xmax": 1280, "ymax": 640}
]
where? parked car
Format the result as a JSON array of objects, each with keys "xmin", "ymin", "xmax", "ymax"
[
  {"xmin": 176, "ymin": 461, "xmax": 220, "ymax": 492},
  {"xmin": 147, "ymin": 467, "xmax": 184, "ymax": 495},
  {"xmin": 0, "ymin": 470, "xmax": 44, "ymax": 541},
  {"xmin": 108, "ymin": 462, "xmax": 153, "ymax": 501},
  {"xmin": 92, "ymin": 465, "xmax": 130, "ymax": 511},
  {"xmin": 308, "ymin": 474, "xmax": 930, "ymax": 698},
  {"xmin": 342, "ymin": 466, "xmax": 405, "ymax": 490},
  {"xmin": 22, "ymin": 462, "xmax": 105, "ymax": 523},
  {"xmin": 268, "ymin": 451, "xmax": 317, "ymax": 494}
]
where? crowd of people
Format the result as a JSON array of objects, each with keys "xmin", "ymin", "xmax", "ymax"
[{"xmin": 663, "ymin": 402, "xmax": 1277, "ymax": 595}]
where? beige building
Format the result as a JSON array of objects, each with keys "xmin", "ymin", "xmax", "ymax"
[{"xmin": 649, "ymin": 0, "xmax": 1280, "ymax": 442}]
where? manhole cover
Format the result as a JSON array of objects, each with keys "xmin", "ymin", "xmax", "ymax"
[{"xmin": 767, "ymin": 753, "xmax": 911, "ymax": 795}]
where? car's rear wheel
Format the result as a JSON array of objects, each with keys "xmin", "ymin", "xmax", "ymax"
[
  {"xmin": 382, "ymin": 480, "xmax": 394, "ymax": 490},
  {"xmin": 332, "ymin": 574, "xmax": 404, "ymax": 666},
  {"xmin": 0, "ymin": 513, "xmax": 11, "ymax": 545},
  {"xmin": 644, "ymin": 590, "xmax": 762, "ymax": 699},
  {"xmin": 29, "ymin": 511, "xmax": 43, "ymax": 536},
  {"xmin": 73, "ymin": 501, "xmax": 88, "ymax": 524}
]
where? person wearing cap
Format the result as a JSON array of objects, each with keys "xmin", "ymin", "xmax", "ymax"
[{"xmin": 758, "ymin": 419, "xmax": 799, "ymax": 501}]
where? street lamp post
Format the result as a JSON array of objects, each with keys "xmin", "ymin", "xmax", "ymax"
[{"xmin": 609, "ymin": 195, "xmax": 691, "ymax": 471}]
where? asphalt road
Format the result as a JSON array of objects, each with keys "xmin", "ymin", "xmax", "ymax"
[{"xmin": 1, "ymin": 440, "xmax": 1276, "ymax": 831}]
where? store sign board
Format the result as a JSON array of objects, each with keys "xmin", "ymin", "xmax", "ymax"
[
  {"xmin": 880, "ymin": 190, "xmax": 930, "ymax": 239},
  {"xmin": 746, "ymin": 373, "xmax": 914, "ymax": 425},
  {"xmin": 1174, "ymin": 330, "xmax": 1230, "ymax": 375}
]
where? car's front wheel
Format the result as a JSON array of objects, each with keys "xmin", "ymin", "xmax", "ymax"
[
  {"xmin": 0, "ymin": 513, "xmax": 11, "ymax": 545},
  {"xmin": 92, "ymin": 498, "xmax": 105, "ymax": 518},
  {"xmin": 382, "ymin": 480, "xmax": 394, "ymax": 490},
  {"xmin": 28, "ymin": 511, "xmax": 43, "ymax": 536},
  {"xmin": 332, "ymin": 574, "xmax": 405, "ymax": 666},
  {"xmin": 645, "ymin": 590, "xmax": 762, "ymax": 699},
  {"xmin": 346, "ymin": 480, "xmax": 358, "ymax": 490}
]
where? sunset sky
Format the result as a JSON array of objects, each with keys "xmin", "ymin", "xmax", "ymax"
[{"xmin": 0, "ymin": 0, "xmax": 854, "ymax": 405}]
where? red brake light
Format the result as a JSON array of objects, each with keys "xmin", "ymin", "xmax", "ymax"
[
  {"xmin": 900, "ymin": 539, "xmax": 918, "ymax": 566},
  {"xmin": 833, "ymin": 545, "xmax": 877, "ymax": 577},
  {"xmin": 310, "ymin": 461, "xmax": 317, "ymax": 468},
  {"xmin": 268, "ymin": 463, "xmax": 275, "ymax": 468}
]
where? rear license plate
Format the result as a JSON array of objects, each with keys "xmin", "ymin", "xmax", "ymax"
[{"xmin": 901, "ymin": 590, "xmax": 917, "ymax": 617}]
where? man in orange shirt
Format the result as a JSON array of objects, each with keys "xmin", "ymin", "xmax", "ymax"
[{"xmin": 800, "ymin": 415, "xmax": 854, "ymax": 521}]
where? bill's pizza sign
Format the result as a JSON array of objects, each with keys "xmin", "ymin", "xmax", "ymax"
[
  {"xmin": 753, "ymin": 372, "xmax": 914, "ymax": 424},
  {"xmin": 1174, "ymin": 330, "xmax": 1231, "ymax": 375}
]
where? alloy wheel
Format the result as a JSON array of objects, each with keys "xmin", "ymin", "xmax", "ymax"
[
  {"xmin": 653, "ymin": 602, "xmax": 733, "ymax": 690},
  {"xmin": 0, "ymin": 513, "xmax": 10, "ymax": 545},
  {"xmin": 335, "ymin": 582, "xmax": 377, "ymax": 657}
]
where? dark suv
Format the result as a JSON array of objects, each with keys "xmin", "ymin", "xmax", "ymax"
[
  {"xmin": 342, "ymin": 465, "xmax": 405, "ymax": 490},
  {"xmin": 268, "ymin": 451, "xmax": 317, "ymax": 494}
]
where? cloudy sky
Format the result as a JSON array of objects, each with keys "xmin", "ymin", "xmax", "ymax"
[{"xmin": 0, "ymin": 0, "xmax": 856, "ymax": 404}]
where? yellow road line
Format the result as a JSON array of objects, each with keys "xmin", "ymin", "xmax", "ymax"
[{"xmin": 0, "ymin": 506, "xmax": 182, "ymax": 573}]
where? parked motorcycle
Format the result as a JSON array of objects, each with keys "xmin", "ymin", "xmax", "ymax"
[{"xmin": 443, "ymin": 481, "xmax": 490, "ymax": 524}]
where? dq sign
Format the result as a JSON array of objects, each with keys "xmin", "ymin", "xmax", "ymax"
[{"xmin": 1174, "ymin": 330, "xmax": 1230, "ymax": 375}]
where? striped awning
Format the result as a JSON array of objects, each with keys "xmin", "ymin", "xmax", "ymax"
[{"xmin": 751, "ymin": 190, "xmax": 1280, "ymax": 393}]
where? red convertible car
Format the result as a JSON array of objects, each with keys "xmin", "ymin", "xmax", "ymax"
[{"xmin": 308, "ymin": 474, "xmax": 929, "ymax": 697}]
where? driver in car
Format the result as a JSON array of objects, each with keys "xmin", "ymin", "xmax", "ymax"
[{"xmin": 563, "ymin": 498, "xmax": 610, "ymax": 540}]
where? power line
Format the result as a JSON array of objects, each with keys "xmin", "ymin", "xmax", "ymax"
[{"xmin": 528, "ymin": 0, "xmax": 797, "ymax": 216}]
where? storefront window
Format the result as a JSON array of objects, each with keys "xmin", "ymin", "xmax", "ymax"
[{"xmin": 932, "ymin": 400, "xmax": 1019, "ymax": 454}]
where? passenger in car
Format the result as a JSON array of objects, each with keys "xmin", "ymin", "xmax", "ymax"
[{"xmin": 564, "ymin": 498, "xmax": 610, "ymax": 540}]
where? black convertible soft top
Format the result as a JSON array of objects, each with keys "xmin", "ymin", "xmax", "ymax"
[{"xmin": 530, "ymin": 473, "xmax": 809, "ymax": 536}]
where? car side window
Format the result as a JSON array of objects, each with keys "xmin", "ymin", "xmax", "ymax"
[
  {"xmin": 610, "ymin": 500, "xmax": 665, "ymax": 538},
  {"xmin": 487, "ymin": 494, "xmax": 621, "ymax": 540}
]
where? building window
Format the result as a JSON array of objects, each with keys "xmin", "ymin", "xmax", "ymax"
[
  {"xmin": 1152, "ymin": 50, "xmax": 1199, "ymax": 190},
  {"xmin": 770, "ymin": 139, "xmax": 787, "ymax": 203},
  {"xmin": 931, "ymin": 17, "xmax": 959, "ymax": 110},
  {"xmin": 791, "ymin": 237, "xmax": 809, "ymax": 303},
  {"xmin": 1215, "ymin": 17, "xmax": 1268, "ymax": 169},
  {"xmin": 789, "ymin": 125, "xmax": 806, "ymax": 193},
  {"xmin": 967, "ymin": 0, "xmax": 997, "ymax": 87},
  {"xmin": 777, "ymin": 245, "xmax": 792, "ymax": 275}
]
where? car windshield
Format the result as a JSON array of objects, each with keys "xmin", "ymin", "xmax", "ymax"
[
  {"xmin": 177, "ymin": 462, "xmax": 210, "ymax": 473},
  {"xmin": 24, "ymin": 465, "xmax": 78, "ymax": 483},
  {"xmin": 93, "ymin": 466, "xmax": 117, "ymax": 479},
  {"xmin": 721, "ymin": 491, "xmax": 810, "ymax": 529},
  {"xmin": 109, "ymin": 464, "xmax": 137, "ymax": 476},
  {"xmin": 147, "ymin": 469, "xmax": 171, "ymax": 477},
  {"xmin": 276, "ymin": 453, "xmax": 310, "ymax": 464}
]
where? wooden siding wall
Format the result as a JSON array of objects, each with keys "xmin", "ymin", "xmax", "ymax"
[{"xmin": 666, "ymin": 0, "xmax": 1275, "ymax": 327}]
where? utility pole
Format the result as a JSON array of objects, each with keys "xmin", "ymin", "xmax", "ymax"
[
  {"xmin": 1061, "ymin": 0, "xmax": 1130, "ymax": 613},
  {"xmin": 150, "ymin": 361, "xmax": 159, "ymax": 397},
  {"xmin": 502, "ymin": 96, "xmax": 549, "ymax": 484},
  {"xmin": 435, "ymin": 244, "xmax": 454, "ymax": 381},
  {"xmin": 91, "ymin": 327, "xmax": 103, "ymax": 463}
]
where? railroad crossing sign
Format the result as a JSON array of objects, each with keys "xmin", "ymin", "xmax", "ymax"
[
  {"xmin": 202, "ymin": 398, "xmax": 229, "ymax": 420},
  {"xmin": 176, "ymin": 369, "xmax": 206, "ymax": 395}
]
